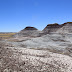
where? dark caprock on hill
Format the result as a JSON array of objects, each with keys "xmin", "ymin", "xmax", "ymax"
[
  {"xmin": 43, "ymin": 23, "xmax": 62, "ymax": 33},
  {"xmin": 14, "ymin": 22, "xmax": 72, "ymax": 38},
  {"xmin": 14, "ymin": 26, "xmax": 43, "ymax": 37},
  {"xmin": 43, "ymin": 22, "xmax": 72, "ymax": 34}
]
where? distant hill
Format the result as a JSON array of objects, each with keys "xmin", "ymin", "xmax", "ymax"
[
  {"xmin": 14, "ymin": 22, "xmax": 72, "ymax": 38},
  {"xmin": 43, "ymin": 22, "xmax": 72, "ymax": 34},
  {"xmin": 43, "ymin": 23, "xmax": 62, "ymax": 33},
  {"xmin": 14, "ymin": 26, "xmax": 43, "ymax": 37}
]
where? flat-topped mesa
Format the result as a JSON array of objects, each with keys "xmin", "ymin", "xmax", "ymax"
[{"xmin": 43, "ymin": 23, "xmax": 61, "ymax": 33}]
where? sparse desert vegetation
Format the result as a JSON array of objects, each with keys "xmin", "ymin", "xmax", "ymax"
[{"xmin": 0, "ymin": 33, "xmax": 16, "ymax": 39}]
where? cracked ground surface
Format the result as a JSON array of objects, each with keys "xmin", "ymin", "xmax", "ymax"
[
  {"xmin": 0, "ymin": 43, "xmax": 72, "ymax": 72},
  {"xmin": 0, "ymin": 33, "xmax": 72, "ymax": 72}
]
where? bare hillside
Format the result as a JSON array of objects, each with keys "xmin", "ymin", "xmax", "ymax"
[{"xmin": 1, "ymin": 22, "xmax": 72, "ymax": 72}]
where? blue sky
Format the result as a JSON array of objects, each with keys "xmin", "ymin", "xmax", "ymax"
[{"xmin": 0, "ymin": 0, "xmax": 72, "ymax": 32}]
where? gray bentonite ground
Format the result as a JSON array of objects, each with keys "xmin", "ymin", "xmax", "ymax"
[{"xmin": 0, "ymin": 33, "xmax": 72, "ymax": 72}]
